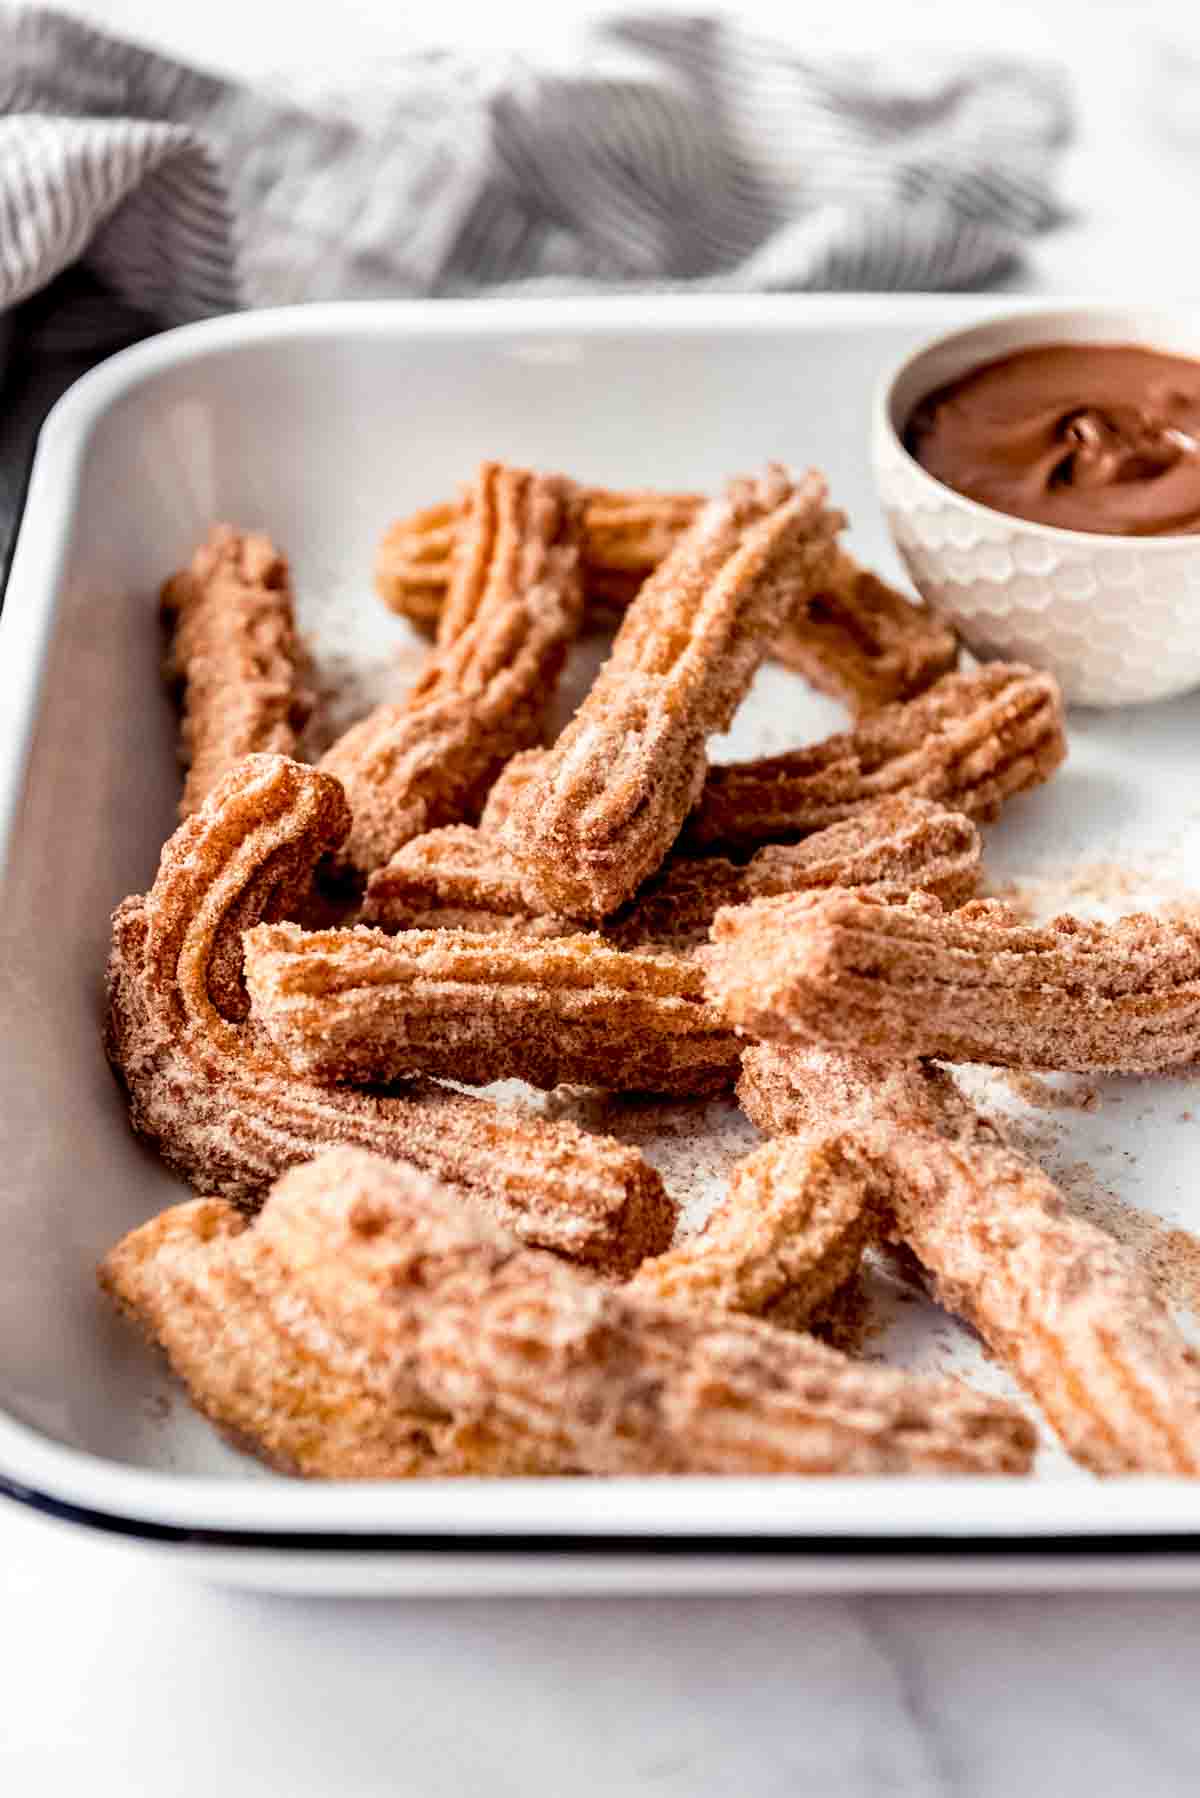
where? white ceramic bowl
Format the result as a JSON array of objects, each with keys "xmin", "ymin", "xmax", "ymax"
[{"xmin": 872, "ymin": 305, "xmax": 1200, "ymax": 707}]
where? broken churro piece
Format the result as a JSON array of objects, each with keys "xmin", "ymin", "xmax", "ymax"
[
  {"xmin": 103, "ymin": 1147, "xmax": 1036, "ymax": 1477},
  {"xmin": 739, "ymin": 1045, "xmax": 1200, "ymax": 1475},
  {"xmin": 243, "ymin": 921, "xmax": 740, "ymax": 1096},
  {"xmin": 632, "ymin": 1135, "xmax": 878, "ymax": 1329},
  {"xmin": 773, "ymin": 545, "xmax": 958, "ymax": 713},
  {"xmin": 686, "ymin": 664, "xmax": 1065, "ymax": 854},
  {"xmin": 321, "ymin": 463, "xmax": 584, "ymax": 874},
  {"xmin": 161, "ymin": 525, "xmax": 312, "ymax": 819},
  {"xmin": 499, "ymin": 466, "xmax": 841, "ymax": 918},
  {"xmin": 710, "ymin": 890, "xmax": 1200, "ymax": 1075},
  {"xmin": 105, "ymin": 753, "xmax": 674, "ymax": 1269},
  {"xmin": 361, "ymin": 796, "xmax": 981, "ymax": 949}
]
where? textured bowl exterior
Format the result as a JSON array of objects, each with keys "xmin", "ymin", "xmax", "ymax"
[
  {"xmin": 873, "ymin": 304, "xmax": 1200, "ymax": 708},
  {"xmin": 873, "ymin": 422, "xmax": 1200, "ymax": 707}
]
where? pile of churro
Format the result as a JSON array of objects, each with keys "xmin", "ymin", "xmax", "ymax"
[{"xmin": 99, "ymin": 458, "xmax": 1200, "ymax": 1483}]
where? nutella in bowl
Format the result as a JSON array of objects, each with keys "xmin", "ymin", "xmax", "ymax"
[
  {"xmin": 905, "ymin": 343, "xmax": 1200, "ymax": 538},
  {"xmin": 873, "ymin": 305, "xmax": 1200, "ymax": 706}
]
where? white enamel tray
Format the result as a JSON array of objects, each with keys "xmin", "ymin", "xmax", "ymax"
[{"xmin": 3, "ymin": 296, "xmax": 1200, "ymax": 1596}]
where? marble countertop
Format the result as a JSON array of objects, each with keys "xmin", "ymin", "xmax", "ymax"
[{"xmin": 4, "ymin": 3, "xmax": 1200, "ymax": 1790}]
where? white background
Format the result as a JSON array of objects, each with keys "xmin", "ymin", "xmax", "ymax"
[{"xmin": 6, "ymin": 2, "xmax": 1200, "ymax": 1792}]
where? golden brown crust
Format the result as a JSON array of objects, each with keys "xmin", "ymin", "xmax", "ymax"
[
  {"xmin": 685, "ymin": 664, "xmax": 1066, "ymax": 854},
  {"xmin": 376, "ymin": 487, "xmax": 702, "ymax": 628},
  {"xmin": 631, "ymin": 1134, "xmax": 878, "ymax": 1330},
  {"xmin": 739, "ymin": 1045, "xmax": 1200, "ymax": 1475},
  {"xmin": 243, "ymin": 921, "xmax": 741, "ymax": 1096},
  {"xmin": 105, "ymin": 754, "xmax": 674, "ymax": 1270},
  {"xmin": 773, "ymin": 546, "xmax": 958, "ymax": 713},
  {"xmin": 361, "ymin": 796, "xmax": 981, "ymax": 949},
  {"xmin": 377, "ymin": 490, "xmax": 956, "ymax": 712},
  {"xmin": 321, "ymin": 463, "xmax": 585, "ymax": 874},
  {"xmin": 103, "ymin": 1147, "xmax": 1035, "ymax": 1478},
  {"xmin": 498, "ymin": 467, "xmax": 841, "ymax": 918},
  {"xmin": 161, "ymin": 525, "xmax": 312, "ymax": 819},
  {"xmin": 710, "ymin": 890, "xmax": 1200, "ymax": 1074}
]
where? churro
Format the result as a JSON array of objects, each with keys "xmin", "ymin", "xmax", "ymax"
[
  {"xmin": 739, "ymin": 1045, "xmax": 1200, "ymax": 1475},
  {"xmin": 161, "ymin": 525, "xmax": 312, "ymax": 819},
  {"xmin": 376, "ymin": 487, "xmax": 702, "ymax": 627},
  {"xmin": 631, "ymin": 1135, "xmax": 879, "ymax": 1329},
  {"xmin": 685, "ymin": 663, "xmax": 1065, "ymax": 853},
  {"xmin": 105, "ymin": 754, "xmax": 674, "ymax": 1269},
  {"xmin": 361, "ymin": 796, "xmax": 982, "ymax": 949},
  {"xmin": 243, "ymin": 922, "xmax": 740, "ymax": 1095},
  {"xmin": 499, "ymin": 466, "xmax": 841, "ymax": 918},
  {"xmin": 771, "ymin": 545, "xmax": 957, "ymax": 713},
  {"xmin": 103, "ymin": 1146, "xmax": 1036, "ymax": 1477},
  {"xmin": 710, "ymin": 889, "xmax": 1200, "ymax": 1074},
  {"xmin": 320, "ymin": 463, "xmax": 584, "ymax": 874},
  {"xmin": 379, "ymin": 488, "xmax": 955, "ymax": 712}
]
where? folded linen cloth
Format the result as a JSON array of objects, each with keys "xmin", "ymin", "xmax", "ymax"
[{"xmin": 0, "ymin": 5, "xmax": 1071, "ymax": 568}]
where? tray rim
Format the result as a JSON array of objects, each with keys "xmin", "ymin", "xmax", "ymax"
[{"xmin": 4, "ymin": 290, "xmax": 1200, "ymax": 1559}]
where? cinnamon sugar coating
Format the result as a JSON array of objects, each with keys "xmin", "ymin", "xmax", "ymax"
[
  {"xmin": 771, "ymin": 545, "xmax": 958, "ymax": 713},
  {"xmin": 105, "ymin": 754, "xmax": 673, "ymax": 1270},
  {"xmin": 320, "ymin": 463, "xmax": 584, "ymax": 874},
  {"xmin": 710, "ymin": 890, "xmax": 1200, "ymax": 1074},
  {"xmin": 161, "ymin": 525, "xmax": 312, "ymax": 819},
  {"xmin": 631, "ymin": 1134, "xmax": 878, "ymax": 1330},
  {"xmin": 103, "ymin": 1147, "xmax": 1035, "ymax": 1478},
  {"xmin": 740, "ymin": 1045, "xmax": 1200, "ymax": 1475},
  {"xmin": 498, "ymin": 466, "xmax": 841, "ymax": 918},
  {"xmin": 376, "ymin": 486, "xmax": 701, "ymax": 627},
  {"xmin": 378, "ymin": 484, "xmax": 955, "ymax": 711},
  {"xmin": 361, "ymin": 796, "xmax": 981, "ymax": 950},
  {"xmin": 244, "ymin": 921, "xmax": 740, "ymax": 1096},
  {"xmin": 685, "ymin": 664, "xmax": 1065, "ymax": 853}
]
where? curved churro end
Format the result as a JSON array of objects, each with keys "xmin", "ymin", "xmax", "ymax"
[
  {"xmin": 499, "ymin": 465, "xmax": 841, "ymax": 919},
  {"xmin": 322, "ymin": 463, "xmax": 585, "ymax": 876},
  {"xmin": 631, "ymin": 1133, "xmax": 880, "ymax": 1330},
  {"xmin": 105, "ymin": 759, "xmax": 677, "ymax": 1266},
  {"xmin": 374, "ymin": 501, "xmax": 458, "ymax": 631},
  {"xmin": 710, "ymin": 887, "xmax": 1200, "ymax": 1074},
  {"xmin": 243, "ymin": 920, "xmax": 740, "ymax": 1097},
  {"xmin": 686, "ymin": 663, "xmax": 1066, "ymax": 854},
  {"xmin": 105, "ymin": 1147, "xmax": 1030, "ymax": 1478},
  {"xmin": 161, "ymin": 525, "xmax": 313, "ymax": 821}
]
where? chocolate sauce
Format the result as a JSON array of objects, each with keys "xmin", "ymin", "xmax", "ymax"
[{"xmin": 905, "ymin": 342, "xmax": 1200, "ymax": 535}]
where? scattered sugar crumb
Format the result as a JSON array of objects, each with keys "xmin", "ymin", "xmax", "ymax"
[{"xmin": 984, "ymin": 862, "xmax": 1197, "ymax": 926}]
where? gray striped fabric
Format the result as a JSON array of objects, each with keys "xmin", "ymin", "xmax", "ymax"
[{"xmin": 0, "ymin": 5, "xmax": 1071, "ymax": 561}]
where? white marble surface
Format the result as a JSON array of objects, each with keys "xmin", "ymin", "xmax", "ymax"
[{"xmin": 5, "ymin": 3, "xmax": 1200, "ymax": 1790}]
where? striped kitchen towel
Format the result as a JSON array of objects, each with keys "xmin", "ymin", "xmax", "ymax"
[{"xmin": 0, "ymin": 5, "xmax": 1071, "ymax": 561}]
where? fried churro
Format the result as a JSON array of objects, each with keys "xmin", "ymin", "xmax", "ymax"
[
  {"xmin": 361, "ymin": 796, "xmax": 982, "ymax": 949},
  {"xmin": 739, "ymin": 1045, "xmax": 1200, "ymax": 1475},
  {"xmin": 376, "ymin": 487, "xmax": 702, "ymax": 628},
  {"xmin": 685, "ymin": 664, "xmax": 1065, "ymax": 853},
  {"xmin": 243, "ymin": 922, "xmax": 740, "ymax": 1095},
  {"xmin": 498, "ymin": 466, "xmax": 841, "ymax": 918},
  {"xmin": 710, "ymin": 889, "xmax": 1200, "ymax": 1075},
  {"xmin": 631, "ymin": 1135, "xmax": 879, "ymax": 1329},
  {"xmin": 379, "ymin": 487, "xmax": 955, "ymax": 711},
  {"xmin": 105, "ymin": 754, "xmax": 673, "ymax": 1269},
  {"xmin": 772, "ymin": 545, "xmax": 958, "ymax": 713},
  {"xmin": 161, "ymin": 525, "xmax": 312, "ymax": 819},
  {"xmin": 103, "ymin": 1146, "xmax": 1036, "ymax": 1477},
  {"xmin": 320, "ymin": 463, "xmax": 584, "ymax": 875}
]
